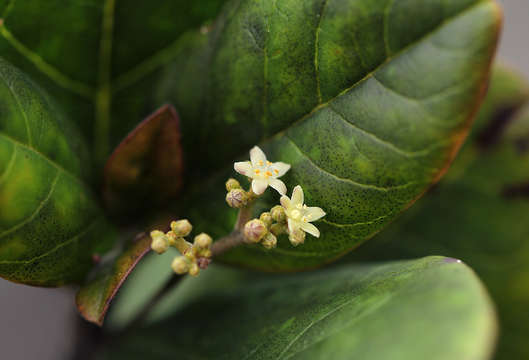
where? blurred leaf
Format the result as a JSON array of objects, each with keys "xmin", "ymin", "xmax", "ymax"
[
  {"xmin": 103, "ymin": 104, "xmax": 183, "ymax": 215},
  {"xmin": 102, "ymin": 257, "xmax": 497, "ymax": 360},
  {"xmin": 76, "ymin": 234, "xmax": 151, "ymax": 326},
  {"xmin": 157, "ymin": 0, "xmax": 501, "ymax": 271},
  {"xmin": 347, "ymin": 63, "xmax": 529, "ymax": 360},
  {"xmin": 0, "ymin": 57, "xmax": 115, "ymax": 286},
  {"xmin": 0, "ymin": 0, "xmax": 229, "ymax": 162}
]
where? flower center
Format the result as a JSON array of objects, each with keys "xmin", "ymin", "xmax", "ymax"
[{"xmin": 290, "ymin": 209, "xmax": 301, "ymax": 220}]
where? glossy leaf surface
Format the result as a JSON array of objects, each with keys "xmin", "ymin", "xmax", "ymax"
[
  {"xmin": 348, "ymin": 64, "xmax": 529, "ymax": 360},
  {"xmin": 0, "ymin": 58, "xmax": 115, "ymax": 286},
  {"xmin": 156, "ymin": 0, "xmax": 501, "ymax": 270},
  {"xmin": 102, "ymin": 257, "xmax": 497, "ymax": 360}
]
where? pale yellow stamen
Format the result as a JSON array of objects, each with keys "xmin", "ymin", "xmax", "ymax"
[
  {"xmin": 258, "ymin": 160, "xmax": 264, "ymax": 166},
  {"xmin": 274, "ymin": 169, "xmax": 279, "ymax": 175},
  {"xmin": 254, "ymin": 169, "xmax": 261, "ymax": 175},
  {"xmin": 265, "ymin": 171, "xmax": 273, "ymax": 178}
]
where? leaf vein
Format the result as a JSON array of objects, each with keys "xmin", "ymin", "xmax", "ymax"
[
  {"xmin": 0, "ymin": 170, "xmax": 60, "ymax": 239},
  {"xmin": 0, "ymin": 25, "xmax": 93, "ymax": 98},
  {"xmin": 287, "ymin": 135, "xmax": 416, "ymax": 192},
  {"xmin": 0, "ymin": 218, "xmax": 100, "ymax": 264}
]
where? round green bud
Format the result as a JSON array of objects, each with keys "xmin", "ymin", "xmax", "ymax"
[
  {"xmin": 226, "ymin": 189, "xmax": 249, "ymax": 208},
  {"xmin": 150, "ymin": 230, "xmax": 169, "ymax": 254},
  {"xmin": 261, "ymin": 233, "xmax": 277, "ymax": 250},
  {"xmin": 289, "ymin": 228, "xmax": 306, "ymax": 247},
  {"xmin": 171, "ymin": 256, "xmax": 190, "ymax": 274},
  {"xmin": 225, "ymin": 178, "xmax": 241, "ymax": 191},
  {"xmin": 259, "ymin": 212, "xmax": 273, "ymax": 227},
  {"xmin": 244, "ymin": 219, "xmax": 268, "ymax": 243},
  {"xmin": 194, "ymin": 233, "xmax": 213, "ymax": 249},
  {"xmin": 270, "ymin": 223, "xmax": 287, "ymax": 236},
  {"xmin": 270, "ymin": 205, "xmax": 287, "ymax": 223},
  {"xmin": 171, "ymin": 219, "xmax": 193, "ymax": 237},
  {"xmin": 188, "ymin": 263, "xmax": 200, "ymax": 277}
]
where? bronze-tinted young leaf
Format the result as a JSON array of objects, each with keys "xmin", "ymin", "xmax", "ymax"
[
  {"xmin": 0, "ymin": 0, "xmax": 228, "ymax": 163},
  {"xmin": 76, "ymin": 234, "xmax": 152, "ymax": 326},
  {"xmin": 347, "ymin": 64, "xmax": 529, "ymax": 360},
  {"xmin": 156, "ymin": 0, "xmax": 502, "ymax": 271},
  {"xmin": 0, "ymin": 57, "xmax": 115, "ymax": 286},
  {"xmin": 101, "ymin": 257, "xmax": 497, "ymax": 360},
  {"xmin": 103, "ymin": 105, "xmax": 183, "ymax": 215}
]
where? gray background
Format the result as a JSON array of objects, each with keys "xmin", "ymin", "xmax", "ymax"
[{"xmin": 1, "ymin": 1, "xmax": 528, "ymax": 359}]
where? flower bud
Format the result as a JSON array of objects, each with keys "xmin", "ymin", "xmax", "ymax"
[
  {"xmin": 194, "ymin": 233, "xmax": 213, "ymax": 249},
  {"xmin": 171, "ymin": 256, "xmax": 190, "ymax": 274},
  {"xmin": 226, "ymin": 189, "xmax": 249, "ymax": 208},
  {"xmin": 188, "ymin": 263, "xmax": 200, "ymax": 277},
  {"xmin": 259, "ymin": 212, "xmax": 273, "ymax": 227},
  {"xmin": 271, "ymin": 205, "xmax": 286, "ymax": 223},
  {"xmin": 289, "ymin": 228, "xmax": 306, "ymax": 246},
  {"xmin": 261, "ymin": 233, "xmax": 277, "ymax": 249},
  {"xmin": 244, "ymin": 219, "xmax": 268, "ymax": 243},
  {"xmin": 270, "ymin": 223, "xmax": 287, "ymax": 236},
  {"xmin": 225, "ymin": 178, "xmax": 241, "ymax": 191},
  {"xmin": 150, "ymin": 230, "xmax": 169, "ymax": 254},
  {"xmin": 171, "ymin": 219, "xmax": 193, "ymax": 237}
]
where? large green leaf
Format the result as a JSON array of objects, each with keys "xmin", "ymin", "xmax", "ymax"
[
  {"xmin": 102, "ymin": 257, "xmax": 497, "ymax": 360},
  {"xmin": 0, "ymin": 57, "xmax": 115, "ymax": 286},
  {"xmin": 347, "ymin": 64, "xmax": 529, "ymax": 360},
  {"xmin": 0, "ymin": 0, "xmax": 228, "ymax": 163},
  {"xmin": 156, "ymin": 0, "xmax": 501, "ymax": 270}
]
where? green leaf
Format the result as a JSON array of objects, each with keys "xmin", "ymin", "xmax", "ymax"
[
  {"xmin": 101, "ymin": 257, "xmax": 497, "ymax": 360},
  {"xmin": 0, "ymin": 0, "xmax": 228, "ymax": 163},
  {"xmin": 156, "ymin": 0, "xmax": 501, "ymax": 270},
  {"xmin": 103, "ymin": 104, "xmax": 183, "ymax": 216},
  {"xmin": 0, "ymin": 57, "xmax": 115, "ymax": 286},
  {"xmin": 76, "ymin": 234, "xmax": 152, "ymax": 325},
  {"xmin": 347, "ymin": 64, "xmax": 529, "ymax": 360}
]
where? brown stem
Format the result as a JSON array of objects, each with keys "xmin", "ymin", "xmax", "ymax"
[{"xmin": 118, "ymin": 204, "xmax": 254, "ymax": 336}]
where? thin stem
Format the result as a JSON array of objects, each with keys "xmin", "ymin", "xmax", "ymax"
[{"xmin": 118, "ymin": 203, "xmax": 255, "ymax": 335}]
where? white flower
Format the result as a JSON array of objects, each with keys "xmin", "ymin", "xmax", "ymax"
[
  {"xmin": 280, "ymin": 185, "xmax": 326, "ymax": 239},
  {"xmin": 234, "ymin": 146, "xmax": 291, "ymax": 195}
]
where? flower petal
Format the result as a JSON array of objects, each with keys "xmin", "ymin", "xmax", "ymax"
[
  {"xmin": 291, "ymin": 185, "xmax": 304, "ymax": 206},
  {"xmin": 300, "ymin": 222, "xmax": 320, "ymax": 238},
  {"xmin": 287, "ymin": 218, "xmax": 300, "ymax": 234},
  {"xmin": 306, "ymin": 207, "xmax": 326, "ymax": 222},
  {"xmin": 280, "ymin": 195, "xmax": 291, "ymax": 210},
  {"xmin": 271, "ymin": 162, "xmax": 291, "ymax": 177},
  {"xmin": 269, "ymin": 179, "xmax": 287, "ymax": 195},
  {"xmin": 234, "ymin": 161, "xmax": 253, "ymax": 177},
  {"xmin": 251, "ymin": 179, "xmax": 268, "ymax": 195},
  {"xmin": 250, "ymin": 146, "xmax": 267, "ymax": 167}
]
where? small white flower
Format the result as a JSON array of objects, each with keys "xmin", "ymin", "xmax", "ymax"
[
  {"xmin": 280, "ymin": 185, "xmax": 326, "ymax": 239},
  {"xmin": 234, "ymin": 146, "xmax": 291, "ymax": 195}
]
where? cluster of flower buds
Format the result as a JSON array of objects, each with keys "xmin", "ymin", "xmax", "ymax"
[
  {"xmin": 243, "ymin": 185, "xmax": 326, "ymax": 248},
  {"xmin": 225, "ymin": 178, "xmax": 256, "ymax": 208},
  {"xmin": 242, "ymin": 205, "xmax": 286, "ymax": 249},
  {"xmin": 150, "ymin": 219, "xmax": 213, "ymax": 277}
]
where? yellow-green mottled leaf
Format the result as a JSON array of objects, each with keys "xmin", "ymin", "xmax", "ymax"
[
  {"xmin": 347, "ymin": 63, "xmax": 529, "ymax": 360},
  {"xmin": 0, "ymin": 57, "xmax": 115, "ymax": 286},
  {"xmin": 156, "ymin": 0, "xmax": 501, "ymax": 270}
]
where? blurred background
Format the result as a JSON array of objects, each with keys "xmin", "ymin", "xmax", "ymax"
[{"xmin": 1, "ymin": 0, "xmax": 528, "ymax": 359}]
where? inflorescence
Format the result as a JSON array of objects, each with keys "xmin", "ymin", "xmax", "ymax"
[{"xmin": 150, "ymin": 145, "xmax": 326, "ymax": 276}]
